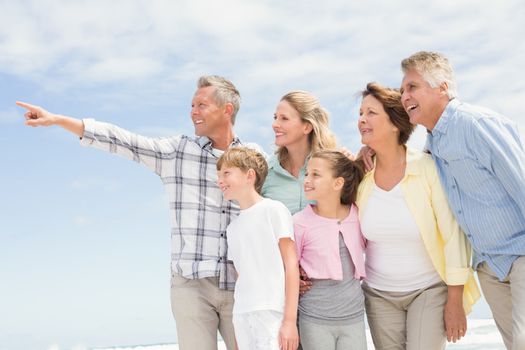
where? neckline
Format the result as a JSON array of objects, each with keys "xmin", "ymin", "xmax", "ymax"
[{"xmin": 374, "ymin": 182, "xmax": 401, "ymax": 194}]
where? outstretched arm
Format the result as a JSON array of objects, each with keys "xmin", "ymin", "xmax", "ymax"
[{"xmin": 16, "ymin": 101, "xmax": 84, "ymax": 137}]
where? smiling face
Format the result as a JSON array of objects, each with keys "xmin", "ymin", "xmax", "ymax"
[
  {"xmin": 400, "ymin": 69, "xmax": 449, "ymax": 130},
  {"xmin": 272, "ymin": 100, "xmax": 312, "ymax": 148},
  {"xmin": 358, "ymin": 95, "xmax": 399, "ymax": 149},
  {"xmin": 217, "ymin": 165, "xmax": 250, "ymax": 202},
  {"xmin": 191, "ymin": 86, "xmax": 231, "ymax": 138},
  {"xmin": 303, "ymin": 157, "xmax": 342, "ymax": 202}
]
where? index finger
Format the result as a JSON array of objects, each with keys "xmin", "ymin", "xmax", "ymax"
[{"xmin": 16, "ymin": 101, "xmax": 38, "ymax": 111}]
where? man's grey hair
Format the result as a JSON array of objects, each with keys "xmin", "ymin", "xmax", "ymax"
[
  {"xmin": 197, "ymin": 75, "xmax": 241, "ymax": 124},
  {"xmin": 401, "ymin": 51, "xmax": 458, "ymax": 99}
]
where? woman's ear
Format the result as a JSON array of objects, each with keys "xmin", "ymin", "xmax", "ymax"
[{"xmin": 303, "ymin": 122, "xmax": 313, "ymax": 135}]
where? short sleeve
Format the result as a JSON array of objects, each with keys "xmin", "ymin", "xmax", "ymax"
[
  {"xmin": 267, "ymin": 200, "xmax": 294, "ymax": 241},
  {"xmin": 293, "ymin": 223, "xmax": 306, "ymax": 261}
]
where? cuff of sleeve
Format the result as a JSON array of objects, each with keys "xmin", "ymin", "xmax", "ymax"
[
  {"xmin": 446, "ymin": 267, "xmax": 470, "ymax": 285},
  {"xmin": 79, "ymin": 118, "xmax": 96, "ymax": 145}
]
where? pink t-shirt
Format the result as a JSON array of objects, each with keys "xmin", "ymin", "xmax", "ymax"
[{"xmin": 293, "ymin": 204, "xmax": 366, "ymax": 281}]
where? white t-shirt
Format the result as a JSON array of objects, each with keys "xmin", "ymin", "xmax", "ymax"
[
  {"xmin": 360, "ymin": 184, "xmax": 441, "ymax": 292},
  {"xmin": 227, "ymin": 198, "xmax": 294, "ymax": 314}
]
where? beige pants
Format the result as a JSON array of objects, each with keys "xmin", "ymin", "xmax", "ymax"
[
  {"xmin": 170, "ymin": 273, "xmax": 236, "ymax": 350},
  {"xmin": 363, "ymin": 282, "xmax": 447, "ymax": 350},
  {"xmin": 477, "ymin": 256, "xmax": 525, "ymax": 350}
]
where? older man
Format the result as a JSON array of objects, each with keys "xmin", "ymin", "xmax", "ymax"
[
  {"xmin": 17, "ymin": 75, "xmax": 257, "ymax": 350},
  {"xmin": 399, "ymin": 51, "xmax": 525, "ymax": 350}
]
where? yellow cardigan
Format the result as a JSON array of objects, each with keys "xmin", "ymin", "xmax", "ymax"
[{"xmin": 356, "ymin": 148, "xmax": 480, "ymax": 314}]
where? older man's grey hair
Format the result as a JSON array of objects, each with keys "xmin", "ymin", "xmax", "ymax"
[
  {"xmin": 401, "ymin": 51, "xmax": 458, "ymax": 99},
  {"xmin": 197, "ymin": 75, "xmax": 241, "ymax": 124}
]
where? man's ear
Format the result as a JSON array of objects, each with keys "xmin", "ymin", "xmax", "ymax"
[
  {"xmin": 439, "ymin": 81, "xmax": 449, "ymax": 96},
  {"xmin": 224, "ymin": 103, "xmax": 234, "ymax": 119}
]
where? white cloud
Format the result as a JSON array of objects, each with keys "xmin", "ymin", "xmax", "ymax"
[{"xmin": 1, "ymin": 1, "xmax": 523, "ymax": 144}]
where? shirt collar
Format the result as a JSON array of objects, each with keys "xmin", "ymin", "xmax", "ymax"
[
  {"xmin": 196, "ymin": 135, "xmax": 242, "ymax": 150},
  {"xmin": 268, "ymin": 154, "xmax": 310, "ymax": 176},
  {"xmin": 432, "ymin": 98, "xmax": 460, "ymax": 136}
]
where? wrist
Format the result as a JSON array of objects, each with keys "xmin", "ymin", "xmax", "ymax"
[
  {"xmin": 282, "ymin": 317, "xmax": 297, "ymax": 325},
  {"xmin": 53, "ymin": 114, "xmax": 67, "ymax": 126}
]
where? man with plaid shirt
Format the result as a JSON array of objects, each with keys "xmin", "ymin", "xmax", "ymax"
[{"xmin": 17, "ymin": 75, "xmax": 259, "ymax": 350}]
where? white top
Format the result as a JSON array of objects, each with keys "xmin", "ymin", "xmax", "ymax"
[
  {"xmin": 360, "ymin": 184, "xmax": 441, "ymax": 291},
  {"xmin": 227, "ymin": 198, "xmax": 294, "ymax": 314}
]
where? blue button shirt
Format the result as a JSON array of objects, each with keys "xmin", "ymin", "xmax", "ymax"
[
  {"xmin": 426, "ymin": 99, "xmax": 525, "ymax": 280},
  {"xmin": 261, "ymin": 156, "xmax": 313, "ymax": 215}
]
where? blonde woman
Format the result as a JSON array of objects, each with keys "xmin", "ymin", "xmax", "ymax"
[{"xmin": 262, "ymin": 91, "xmax": 337, "ymax": 214}]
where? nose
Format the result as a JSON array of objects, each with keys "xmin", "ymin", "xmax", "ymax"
[
  {"xmin": 272, "ymin": 119, "xmax": 279, "ymax": 129},
  {"xmin": 303, "ymin": 175, "xmax": 311, "ymax": 184},
  {"xmin": 358, "ymin": 113, "xmax": 366, "ymax": 124},
  {"xmin": 401, "ymin": 90, "xmax": 409, "ymax": 105},
  {"xmin": 191, "ymin": 105, "xmax": 198, "ymax": 116}
]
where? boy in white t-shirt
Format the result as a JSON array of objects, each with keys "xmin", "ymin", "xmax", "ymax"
[{"xmin": 217, "ymin": 147, "xmax": 300, "ymax": 350}]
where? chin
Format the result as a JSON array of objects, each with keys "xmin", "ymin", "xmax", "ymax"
[
  {"xmin": 408, "ymin": 113, "xmax": 421, "ymax": 125},
  {"xmin": 194, "ymin": 126, "xmax": 207, "ymax": 137},
  {"xmin": 360, "ymin": 138, "xmax": 373, "ymax": 148},
  {"xmin": 274, "ymin": 139, "xmax": 286, "ymax": 147},
  {"xmin": 304, "ymin": 193, "xmax": 316, "ymax": 201}
]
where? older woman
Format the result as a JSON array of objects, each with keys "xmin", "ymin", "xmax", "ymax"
[{"xmin": 356, "ymin": 82, "xmax": 480, "ymax": 350}]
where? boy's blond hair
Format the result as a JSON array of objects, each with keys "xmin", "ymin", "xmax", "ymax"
[{"xmin": 217, "ymin": 147, "xmax": 268, "ymax": 194}]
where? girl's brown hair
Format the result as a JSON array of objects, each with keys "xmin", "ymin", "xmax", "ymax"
[{"xmin": 310, "ymin": 150, "xmax": 364, "ymax": 205}]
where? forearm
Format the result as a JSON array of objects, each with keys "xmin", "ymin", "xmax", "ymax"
[
  {"xmin": 283, "ymin": 262, "xmax": 300, "ymax": 324},
  {"xmin": 54, "ymin": 114, "xmax": 85, "ymax": 138}
]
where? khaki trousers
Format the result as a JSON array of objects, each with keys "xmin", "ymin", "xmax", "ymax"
[
  {"xmin": 477, "ymin": 256, "xmax": 525, "ymax": 350},
  {"xmin": 170, "ymin": 273, "xmax": 236, "ymax": 350},
  {"xmin": 363, "ymin": 282, "xmax": 447, "ymax": 350}
]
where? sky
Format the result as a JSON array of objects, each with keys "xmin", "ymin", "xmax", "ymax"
[{"xmin": 1, "ymin": 1, "xmax": 524, "ymax": 349}]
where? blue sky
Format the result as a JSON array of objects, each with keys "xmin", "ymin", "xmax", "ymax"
[{"xmin": 1, "ymin": 1, "xmax": 524, "ymax": 349}]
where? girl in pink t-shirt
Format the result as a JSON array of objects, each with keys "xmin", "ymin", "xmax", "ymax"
[{"xmin": 293, "ymin": 150, "xmax": 367, "ymax": 350}]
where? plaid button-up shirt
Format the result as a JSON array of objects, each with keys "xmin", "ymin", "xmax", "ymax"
[{"xmin": 80, "ymin": 118, "xmax": 257, "ymax": 290}]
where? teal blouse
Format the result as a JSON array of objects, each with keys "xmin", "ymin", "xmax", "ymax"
[{"xmin": 261, "ymin": 155, "xmax": 313, "ymax": 214}]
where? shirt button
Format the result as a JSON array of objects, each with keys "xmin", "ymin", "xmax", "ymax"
[
  {"xmin": 458, "ymin": 210, "xmax": 462, "ymax": 214},
  {"xmin": 337, "ymin": 221, "xmax": 341, "ymax": 225},
  {"xmin": 452, "ymin": 184, "xmax": 456, "ymax": 189},
  {"xmin": 444, "ymin": 160, "xmax": 449, "ymax": 165},
  {"xmin": 220, "ymin": 234, "xmax": 224, "ymax": 237},
  {"xmin": 221, "ymin": 210, "xmax": 226, "ymax": 213}
]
